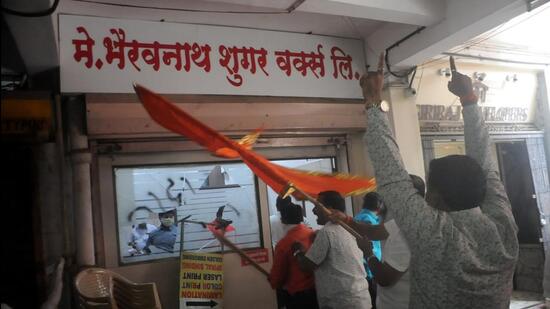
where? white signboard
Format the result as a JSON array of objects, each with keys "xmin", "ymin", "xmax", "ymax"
[
  {"xmin": 59, "ymin": 15, "xmax": 366, "ymax": 98},
  {"xmin": 415, "ymin": 63, "xmax": 538, "ymax": 124}
]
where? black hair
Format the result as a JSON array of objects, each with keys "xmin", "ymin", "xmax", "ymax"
[
  {"xmin": 158, "ymin": 209, "xmax": 176, "ymax": 218},
  {"xmin": 409, "ymin": 174, "xmax": 426, "ymax": 198},
  {"xmin": 428, "ymin": 155, "xmax": 486, "ymax": 211},
  {"xmin": 137, "ymin": 223, "xmax": 148, "ymax": 229},
  {"xmin": 280, "ymin": 202, "xmax": 303, "ymax": 224},
  {"xmin": 276, "ymin": 196, "xmax": 291, "ymax": 212},
  {"xmin": 362, "ymin": 192, "xmax": 382, "ymax": 211},
  {"xmin": 318, "ymin": 191, "xmax": 346, "ymax": 212}
]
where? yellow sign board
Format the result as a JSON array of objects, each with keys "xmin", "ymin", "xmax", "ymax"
[
  {"xmin": 180, "ymin": 252, "xmax": 223, "ymax": 308},
  {"xmin": 1, "ymin": 99, "xmax": 53, "ymax": 141}
]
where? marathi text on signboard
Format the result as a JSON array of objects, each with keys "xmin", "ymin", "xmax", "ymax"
[{"xmin": 60, "ymin": 15, "xmax": 365, "ymax": 98}]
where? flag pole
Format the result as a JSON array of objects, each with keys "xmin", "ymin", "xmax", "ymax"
[
  {"xmin": 184, "ymin": 219, "xmax": 270, "ymax": 277},
  {"xmin": 282, "ymin": 183, "xmax": 363, "ymax": 240},
  {"xmin": 212, "ymin": 232, "xmax": 270, "ymax": 277}
]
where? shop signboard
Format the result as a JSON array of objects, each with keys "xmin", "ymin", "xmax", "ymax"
[
  {"xmin": 180, "ymin": 252, "xmax": 223, "ymax": 308},
  {"xmin": 59, "ymin": 15, "xmax": 365, "ymax": 98},
  {"xmin": 1, "ymin": 98, "xmax": 53, "ymax": 142},
  {"xmin": 415, "ymin": 63, "xmax": 538, "ymax": 126}
]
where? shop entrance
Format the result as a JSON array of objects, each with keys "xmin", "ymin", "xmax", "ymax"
[
  {"xmin": 426, "ymin": 136, "xmax": 547, "ymax": 294},
  {"xmin": 497, "ymin": 141, "xmax": 541, "ymax": 244}
]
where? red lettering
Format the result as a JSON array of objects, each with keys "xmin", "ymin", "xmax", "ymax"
[
  {"xmin": 219, "ymin": 45, "xmax": 269, "ymax": 87},
  {"xmin": 330, "ymin": 46, "xmax": 354, "ymax": 80},
  {"xmin": 190, "ymin": 43, "xmax": 212, "ymax": 72},
  {"xmin": 72, "ymin": 26, "xmax": 96, "ymax": 69},
  {"xmin": 142, "ymin": 41, "xmax": 161, "ymax": 71},
  {"xmin": 83, "ymin": 27, "xmax": 212, "ymax": 73},
  {"xmin": 274, "ymin": 45, "xmax": 325, "ymax": 78},
  {"xmin": 103, "ymin": 28, "xmax": 127, "ymax": 69}
]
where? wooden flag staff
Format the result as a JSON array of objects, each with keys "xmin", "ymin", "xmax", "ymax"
[
  {"xmin": 181, "ymin": 218, "xmax": 270, "ymax": 277},
  {"xmin": 212, "ymin": 232, "xmax": 270, "ymax": 277},
  {"xmin": 282, "ymin": 183, "xmax": 364, "ymax": 240},
  {"xmin": 181, "ymin": 182, "xmax": 366, "ymax": 279}
]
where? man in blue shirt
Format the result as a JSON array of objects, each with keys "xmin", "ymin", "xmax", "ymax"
[
  {"xmin": 145, "ymin": 209, "xmax": 178, "ymax": 253},
  {"xmin": 354, "ymin": 192, "xmax": 383, "ymax": 309}
]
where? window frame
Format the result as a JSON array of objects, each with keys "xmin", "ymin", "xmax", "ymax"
[{"xmin": 95, "ymin": 137, "xmax": 350, "ymax": 268}]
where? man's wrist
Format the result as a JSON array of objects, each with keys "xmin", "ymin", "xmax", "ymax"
[
  {"xmin": 344, "ymin": 215, "xmax": 354, "ymax": 225},
  {"xmin": 365, "ymin": 99, "xmax": 381, "ymax": 109}
]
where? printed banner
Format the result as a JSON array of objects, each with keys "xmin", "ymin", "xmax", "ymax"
[
  {"xmin": 59, "ymin": 15, "xmax": 365, "ymax": 98},
  {"xmin": 240, "ymin": 248, "xmax": 269, "ymax": 266},
  {"xmin": 180, "ymin": 252, "xmax": 223, "ymax": 309}
]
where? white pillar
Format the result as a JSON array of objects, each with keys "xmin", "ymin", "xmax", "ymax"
[
  {"xmin": 541, "ymin": 68, "xmax": 550, "ymax": 304},
  {"xmin": 67, "ymin": 97, "xmax": 95, "ymax": 266},
  {"xmin": 386, "ymin": 87, "xmax": 425, "ymax": 179}
]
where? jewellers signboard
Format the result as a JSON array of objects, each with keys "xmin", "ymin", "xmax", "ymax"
[
  {"xmin": 59, "ymin": 15, "xmax": 365, "ymax": 98},
  {"xmin": 417, "ymin": 68, "xmax": 538, "ymax": 125}
]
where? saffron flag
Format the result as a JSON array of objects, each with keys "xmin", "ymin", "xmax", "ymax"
[{"xmin": 133, "ymin": 84, "xmax": 376, "ymax": 198}]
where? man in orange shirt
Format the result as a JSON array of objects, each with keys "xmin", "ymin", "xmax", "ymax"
[{"xmin": 269, "ymin": 196, "xmax": 319, "ymax": 309}]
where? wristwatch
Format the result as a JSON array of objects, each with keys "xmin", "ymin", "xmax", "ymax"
[{"xmin": 366, "ymin": 100, "xmax": 390, "ymax": 112}]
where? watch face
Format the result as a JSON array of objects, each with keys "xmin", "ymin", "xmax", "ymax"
[{"xmin": 380, "ymin": 100, "xmax": 390, "ymax": 112}]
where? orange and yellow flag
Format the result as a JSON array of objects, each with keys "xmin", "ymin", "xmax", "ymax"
[{"xmin": 134, "ymin": 84, "xmax": 376, "ymax": 198}]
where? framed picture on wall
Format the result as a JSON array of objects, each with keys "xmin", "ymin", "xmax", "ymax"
[{"xmin": 113, "ymin": 162, "xmax": 263, "ymax": 264}]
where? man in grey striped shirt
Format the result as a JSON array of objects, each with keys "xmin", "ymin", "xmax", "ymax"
[{"xmin": 360, "ymin": 55, "xmax": 518, "ymax": 308}]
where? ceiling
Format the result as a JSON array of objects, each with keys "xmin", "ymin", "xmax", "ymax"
[
  {"xmin": 446, "ymin": 5, "xmax": 550, "ymax": 65},
  {"xmin": 1, "ymin": 0, "xmax": 547, "ymax": 80}
]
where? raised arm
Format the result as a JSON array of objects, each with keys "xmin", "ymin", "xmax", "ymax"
[
  {"xmin": 362, "ymin": 54, "xmax": 441, "ymax": 251},
  {"xmin": 448, "ymin": 57, "xmax": 516, "ymax": 225}
]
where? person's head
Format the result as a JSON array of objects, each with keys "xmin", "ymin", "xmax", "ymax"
[
  {"xmin": 409, "ymin": 174, "xmax": 426, "ymax": 198},
  {"xmin": 158, "ymin": 209, "xmax": 176, "ymax": 227},
  {"xmin": 279, "ymin": 199, "xmax": 304, "ymax": 225},
  {"xmin": 136, "ymin": 222, "xmax": 148, "ymax": 233},
  {"xmin": 276, "ymin": 196, "xmax": 289, "ymax": 212},
  {"xmin": 315, "ymin": 191, "xmax": 345, "ymax": 225},
  {"xmin": 426, "ymin": 155, "xmax": 486, "ymax": 211},
  {"xmin": 362, "ymin": 192, "xmax": 383, "ymax": 213}
]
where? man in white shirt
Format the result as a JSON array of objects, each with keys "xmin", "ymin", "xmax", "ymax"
[
  {"xmin": 350, "ymin": 174, "xmax": 423, "ymax": 309},
  {"xmin": 376, "ymin": 218, "xmax": 410, "ymax": 309},
  {"xmin": 292, "ymin": 191, "xmax": 371, "ymax": 309}
]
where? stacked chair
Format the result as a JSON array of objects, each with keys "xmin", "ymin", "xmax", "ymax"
[{"xmin": 74, "ymin": 268, "xmax": 162, "ymax": 309}]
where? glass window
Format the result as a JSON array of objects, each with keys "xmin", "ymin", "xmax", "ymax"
[
  {"xmin": 433, "ymin": 141, "xmax": 466, "ymax": 158},
  {"xmin": 266, "ymin": 158, "xmax": 335, "ymax": 247},
  {"xmin": 114, "ymin": 162, "xmax": 261, "ymax": 264}
]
